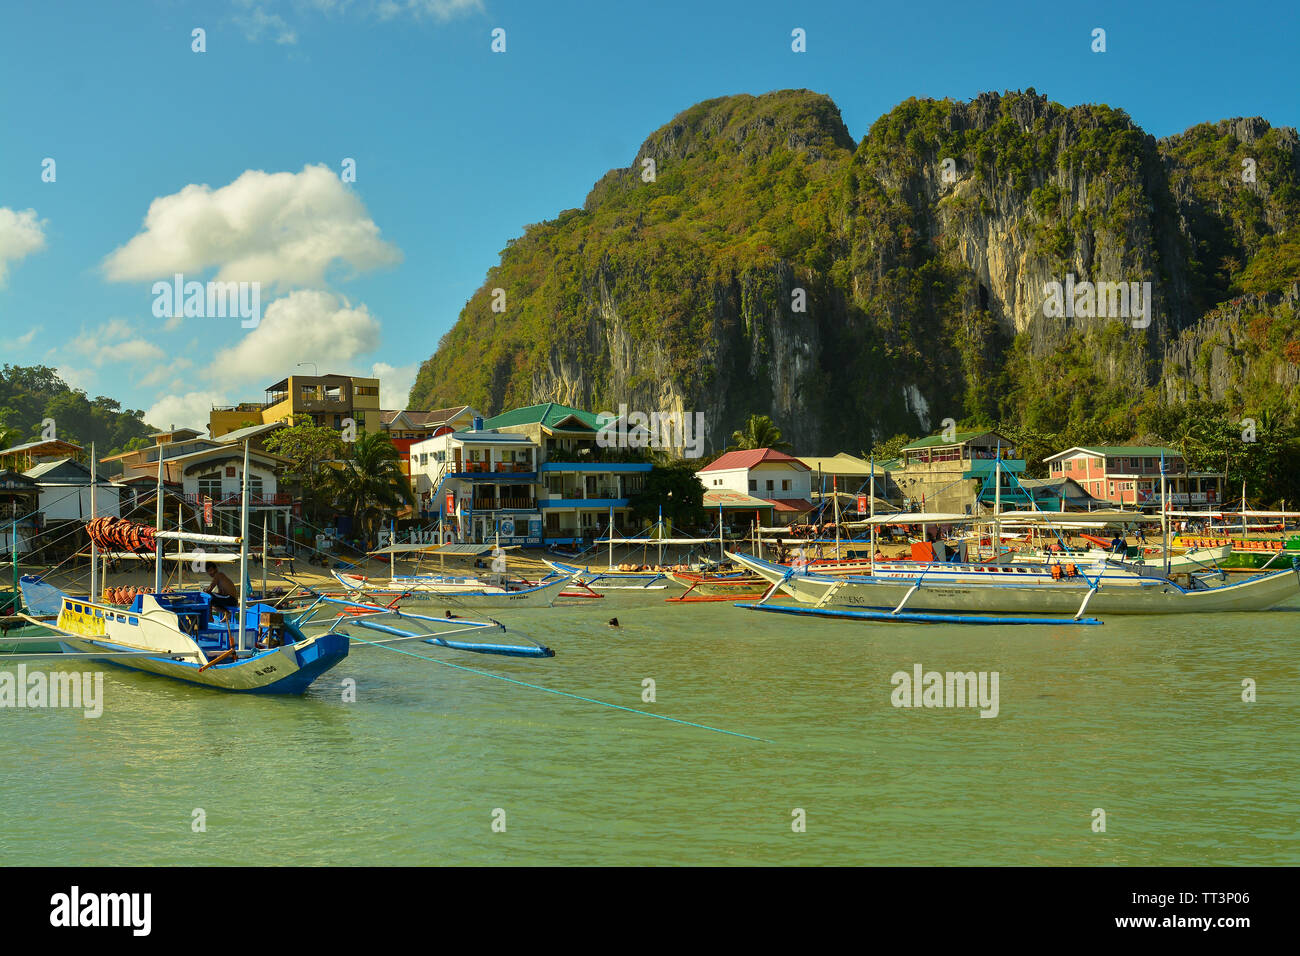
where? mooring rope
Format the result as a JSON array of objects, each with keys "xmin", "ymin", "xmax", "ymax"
[{"xmin": 345, "ymin": 632, "xmax": 771, "ymax": 743}]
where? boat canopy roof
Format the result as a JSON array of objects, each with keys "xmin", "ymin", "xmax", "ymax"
[
  {"xmin": 368, "ymin": 542, "xmax": 520, "ymax": 556},
  {"xmin": 852, "ymin": 512, "xmax": 975, "ymax": 527},
  {"xmin": 993, "ymin": 509, "xmax": 1162, "ymax": 525},
  {"xmin": 598, "ymin": 536, "xmax": 720, "ymax": 544}
]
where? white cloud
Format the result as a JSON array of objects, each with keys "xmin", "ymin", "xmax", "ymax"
[
  {"xmin": 71, "ymin": 318, "xmax": 167, "ymax": 367},
  {"xmin": 52, "ymin": 365, "xmax": 96, "ymax": 394},
  {"xmin": 205, "ymin": 289, "xmax": 380, "ymax": 386},
  {"xmin": 0, "ymin": 207, "xmax": 47, "ymax": 287},
  {"xmin": 144, "ymin": 391, "xmax": 228, "ymax": 433},
  {"xmin": 376, "ymin": 0, "xmax": 483, "ymax": 20},
  {"xmin": 15, "ymin": 328, "xmax": 37, "ymax": 347},
  {"xmin": 102, "ymin": 165, "xmax": 401, "ymax": 291},
  {"xmin": 370, "ymin": 361, "xmax": 417, "ymax": 409},
  {"xmin": 234, "ymin": 4, "xmax": 299, "ymax": 44}
]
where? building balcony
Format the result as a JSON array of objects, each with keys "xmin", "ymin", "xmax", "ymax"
[
  {"xmin": 539, "ymin": 461, "xmax": 652, "ymax": 473},
  {"xmin": 471, "ymin": 497, "xmax": 536, "ymax": 511},
  {"xmin": 183, "ymin": 493, "xmax": 292, "ymax": 507}
]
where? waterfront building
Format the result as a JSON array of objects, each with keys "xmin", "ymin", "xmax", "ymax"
[
  {"xmin": 487, "ymin": 403, "xmax": 652, "ymax": 544},
  {"xmin": 1043, "ymin": 446, "xmax": 1225, "ymax": 507},
  {"xmin": 698, "ymin": 448, "xmax": 814, "ymax": 527},
  {"xmin": 891, "ymin": 431, "xmax": 1027, "ymax": 514},
  {"xmin": 409, "ymin": 404, "xmax": 653, "ymax": 545},
  {"xmin": 379, "ymin": 405, "xmax": 479, "ymax": 479},
  {"xmin": 208, "ymin": 372, "xmax": 383, "ymax": 438}
]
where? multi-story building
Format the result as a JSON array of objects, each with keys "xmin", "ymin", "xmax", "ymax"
[
  {"xmin": 408, "ymin": 403, "xmax": 653, "ymax": 545},
  {"xmin": 892, "ymin": 431, "xmax": 1027, "ymax": 514},
  {"xmin": 97, "ymin": 423, "xmax": 293, "ymax": 540},
  {"xmin": 697, "ymin": 449, "xmax": 815, "ymax": 527},
  {"xmin": 379, "ymin": 405, "xmax": 479, "ymax": 479},
  {"xmin": 1043, "ymin": 446, "xmax": 1225, "ymax": 507},
  {"xmin": 409, "ymin": 424, "xmax": 542, "ymax": 544},
  {"xmin": 487, "ymin": 403, "xmax": 652, "ymax": 543},
  {"xmin": 209, "ymin": 373, "xmax": 382, "ymax": 438}
]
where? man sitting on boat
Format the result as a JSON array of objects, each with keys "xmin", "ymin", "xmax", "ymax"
[{"xmin": 203, "ymin": 564, "xmax": 240, "ymax": 620}]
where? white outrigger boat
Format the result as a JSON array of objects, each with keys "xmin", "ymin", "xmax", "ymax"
[
  {"xmin": 729, "ymin": 551, "xmax": 1300, "ymax": 617},
  {"xmin": 9, "ymin": 443, "xmax": 351, "ymax": 693},
  {"xmin": 331, "ymin": 568, "xmax": 577, "ymax": 608}
]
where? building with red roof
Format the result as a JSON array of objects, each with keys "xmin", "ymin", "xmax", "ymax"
[{"xmin": 698, "ymin": 448, "xmax": 815, "ymax": 525}]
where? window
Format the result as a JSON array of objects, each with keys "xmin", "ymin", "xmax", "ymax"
[
  {"xmin": 781, "ymin": 480, "xmax": 791, "ymax": 491},
  {"xmin": 765, "ymin": 480, "xmax": 774, "ymax": 491},
  {"xmin": 748, "ymin": 480, "xmax": 756, "ymax": 491},
  {"xmin": 198, "ymin": 476, "xmax": 222, "ymax": 501}
]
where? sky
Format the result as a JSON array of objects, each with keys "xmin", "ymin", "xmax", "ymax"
[{"xmin": 1, "ymin": 0, "xmax": 1296, "ymax": 432}]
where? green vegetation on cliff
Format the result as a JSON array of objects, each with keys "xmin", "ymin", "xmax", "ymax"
[{"xmin": 411, "ymin": 90, "xmax": 1299, "ymax": 491}]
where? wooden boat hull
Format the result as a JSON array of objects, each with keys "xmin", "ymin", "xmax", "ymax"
[
  {"xmin": 52, "ymin": 631, "xmax": 351, "ymax": 693},
  {"xmin": 20, "ymin": 586, "xmax": 350, "ymax": 694},
  {"xmin": 729, "ymin": 552, "xmax": 1300, "ymax": 615}
]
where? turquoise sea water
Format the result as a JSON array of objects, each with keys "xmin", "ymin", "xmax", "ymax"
[{"xmin": 2, "ymin": 591, "xmax": 1297, "ymax": 866}]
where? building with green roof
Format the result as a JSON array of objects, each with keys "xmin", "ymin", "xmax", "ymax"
[{"xmin": 893, "ymin": 430, "xmax": 1026, "ymax": 513}]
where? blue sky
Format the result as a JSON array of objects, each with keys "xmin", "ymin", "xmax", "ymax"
[{"xmin": 1, "ymin": 0, "xmax": 1296, "ymax": 430}]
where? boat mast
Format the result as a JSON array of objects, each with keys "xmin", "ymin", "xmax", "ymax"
[
  {"xmin": 89, "ymin": 442, "xmax": 98, "ymax": 603},
  {"xmin": 833, "ymin": 475, "xmax": 841, "ymax": 558},
  {"xmin": 261, "ymin": 513, "xmax": 268, "ymax": 600},
  {"xmin": 1241, "ymin": 479, "xmax": 1247, "ymax": 538},
  {"xmin": 609, "ymin": 504, "xmax": 614, "ymax": 570},
  {"xmin": 718, "ymin": 502, "xmax": 724, "ymax": 565},
  {"xmin": 154, "ymin": 441, "xmax": 166, "ymax": 592},
  {"xmin": 869, "ymin": 454, "xmax": 876, "ymax": 576},
  {"xmin": 992, "ymin": 446, "xmax": 1002, "ymax": 563},
  {"xmin": 1161, "ymin": 451, "xmax": 1170, "ymax": 576},
  {"xmin": 237, "ymin": 442, "xmax": 250, "ymax": 654}
]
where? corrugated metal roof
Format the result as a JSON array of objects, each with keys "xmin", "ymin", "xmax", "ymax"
[
  {"xmin": 484, "ymin": 402, "xmax": 600, "ymax": 431},
  {"xmin": 699, "ymin": 448, "xmax": 807, "ymax": 472}
]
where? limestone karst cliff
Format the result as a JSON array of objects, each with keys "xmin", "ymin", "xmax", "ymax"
[{"xmin": 409, "ymin": 89, "xmax": 1299, "ymax": 455}]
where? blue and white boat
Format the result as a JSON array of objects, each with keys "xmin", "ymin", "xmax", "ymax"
[{"xmin": 12, "ymin": 441, "xmax": 349, "ymax": 694}]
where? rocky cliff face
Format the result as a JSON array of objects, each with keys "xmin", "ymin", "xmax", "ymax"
[{"xmin": 410, "ymin": 90, "xmax": 1300, "ymax": 454}]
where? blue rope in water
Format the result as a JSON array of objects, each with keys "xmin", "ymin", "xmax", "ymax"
[{"xmin": 346, "ymin": 633, "xmax": 771, "ymax": 743}]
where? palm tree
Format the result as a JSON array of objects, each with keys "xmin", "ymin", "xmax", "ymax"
[
  {"xmin": 728, "ymin": 414, "xmax": 792, "ymax": 452},
  {"xmin": 322, "ymin": 431, "xmax": 416, "ymax": 545}
]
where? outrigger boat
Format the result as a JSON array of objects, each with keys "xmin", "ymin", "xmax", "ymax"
[
  {"xmin": 9, "ymin": 443, "xmax": 350, "ymax": 693},
  {"xmin": 728, "ymin": 550, "xmax": 1300, "ymax": 617},
  {"xmin": 331, "ymin": 567, "xmax": 578, "ymax": 608}
]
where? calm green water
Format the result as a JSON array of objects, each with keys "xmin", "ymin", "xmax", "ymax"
[{"xmin": 3, "ymin": 591, "xmax": 1297, "ymax": 866}]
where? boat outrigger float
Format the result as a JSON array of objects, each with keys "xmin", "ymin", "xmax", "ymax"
[{"xmin": 291, "ymin": 595, "xmax": 554, "ymax": 658}]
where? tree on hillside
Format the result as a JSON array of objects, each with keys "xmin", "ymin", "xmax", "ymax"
[
  {"xmin": 263, "ymin": 422, "xmax": 348, "ymax": 525},
  {"xmin": 728, "ymin": 414, "xmax": 791, "ymax": 452},
  {"xmin": 866, "ymin": 433, "xmax": 913, "ymax": 463},
  {"xmin": 321, "ymin": 431, "xmax": 416, "ymax": 544}
]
